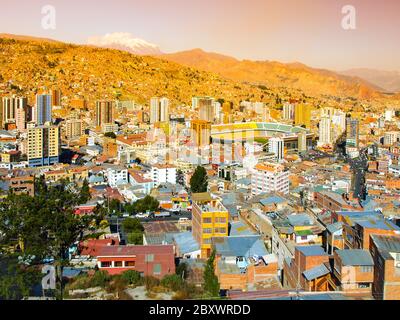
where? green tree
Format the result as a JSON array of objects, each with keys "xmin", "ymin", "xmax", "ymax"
[
  {"xmin": 131, "ymin": 195, "xmax": 159, "ymax": 213},
  {"xmin": 0, "ymin": 182, "xmax": 93, "ymax": 300},
  {"xmin": 0, "ymin": 256, "xmax": 41, "ymax": 300},
  {"xmin": 176, "ymin": 169, "xmax": 185, "ymax": 186},
  {"xmin": 79, "ymin": 179, "xmax": 91, "ymax": 204},
  {"xmin": 161, "ymin": 274, "xmax": 184, "ymax": 291},
  {"xmin": 122, "ymin": 218, "xmax": 144, "ymax": 234},
  {"xmin": 121, "ymin": 270, "xmax": 142, "ymax": 286},
  {"xmin": 190, "ymin": 166, "xmax": 208, "ymax": 193},
  {"xmin": 104, "ymin": 132, "xmax": 117, "ymax": 139},
  {"xmin": 176, "ymin": 262, "xmax": 188, "ymax": 279},
  {"xmin": 127, "ymin": 232, "xmax": 143, "ymax": 245},
  {"xmin": 203, "ymin": 250, "xmax": 220, "ymax": 297}
]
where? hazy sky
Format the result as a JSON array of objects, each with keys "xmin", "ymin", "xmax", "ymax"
[{"xmin": 1, "ymin": 0, "xmax": 400, "ymax": 71}]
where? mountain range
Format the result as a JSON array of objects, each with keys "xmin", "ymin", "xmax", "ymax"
[
  {"xmin": 87, "ymin": 33, "xmax": 163, "ymax": 56},
  {"xmin": 0, "ymin": 33, "xmax": 398, "ymax": 110},
  {"xmin": 161, "ymin": 49, "xmax": 385, "ymax": 99},
  {"xmin": 340, "ymin": 68, "xmax": 400, "ymax": 93}
]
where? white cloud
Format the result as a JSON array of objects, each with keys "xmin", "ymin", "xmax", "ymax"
[{"xmin": 87, "ymin": 32, "xmax": 163, "ymax": 55}]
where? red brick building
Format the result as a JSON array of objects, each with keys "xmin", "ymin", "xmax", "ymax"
[
  {"xmin": 96, "ymin": 245, "xmax": 175, "ymax": 277},
  {"xmin": 370, "ymin": 235, "xmax": 400, "ymax": 300},
  {"xmin": 330, "ymin": 249, "xmax": 374, "ymax": 296},
  {"xmin": 283, "ymin": 245, "xmax": 331, "ymax": 291}
]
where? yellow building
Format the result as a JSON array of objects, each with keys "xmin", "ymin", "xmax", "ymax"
[
  {"xmin": 192, "ymin": 193, "xmax": 229, "ymax": 258},
  {"xmin": 191, "ymin": 120, "xmax": 211, "ymax": 147},
  {"xmin": 65, "ymin": 119, "xmax": 84, "ymax": 139},
  {"xmin": 295, "ymin": 104, "xmax": 312, "ymax": 128},
  {"xmin": 27, "ymin": 124, "xmax": 60, "ymax": 167}
]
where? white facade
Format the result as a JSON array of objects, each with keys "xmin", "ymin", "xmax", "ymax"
[
  {"xmin": 151, "ymin": 165, "xmax": 177, "ymax": 186},
  {"xmin": 283, "ymin": 103, "xmax": 295, "ymax": 120},
  {"xmin": 269, "ymin": 137, "xmax": 284, "ymax": 162},
  {"xmin": 251, "ymin": 162, "xmax": 289, "ymax": 195},
  {"xmin": 384, "ymin": 131, "xmax": 399, "ymax": 146},
  {"xmin": 150, "ymin": 97, "xmax": 169, "ymax": 124},
  {"xmin": 106, "ymin": 167, "xmax": 129, "ymax": 188},
  {"xmin": 318, "ymin": 116, "xmax": 332, "ymax": 146}
]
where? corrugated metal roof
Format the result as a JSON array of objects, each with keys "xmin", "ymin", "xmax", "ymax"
[
  {"xmin": 326, "ymin": 222, "xmax": 343, "ymax": 234},
  {"xmin": 336, "ymin": 249, "xmax": 374, "ymax": 266},
  {"xmin": 213, "ymin": 235, "xmax": 268, "ymax": 257},
  {"xmin": 260, "ymin": 195, "xmax": 287, "ymax": 206},
  {"xmin": 173, "ymin": 232, "xmax": 200, "ymax": 254},
  {"xmin": 356, "ymin": 219, "xmax": 400, "ymax": 231},
  {"xmin": 371, "ymin": 234, "xmax": 400, "ymax": 254},
  {"xmin": 229, "ymin": 221, "xmax": 257, "ymax": 236},
  {"xmin": 288, "ymin": 214, "xmax": 313, "ymax": 227},
  {"xmin": 296, "ymin": 245, "xmax": 327, "ymax": 257},
  {"xmin": 303, "ymin": 263, "xmax": 330, "ymax": 281}
]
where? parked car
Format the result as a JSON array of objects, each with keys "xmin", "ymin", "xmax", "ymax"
[
  {"xmin": 153, "ymin": 211, "xmax": 171, "ymax": 218},
  {"xmin": 136, "ymin": 212, "xmax": 150, "ymax": 219}
]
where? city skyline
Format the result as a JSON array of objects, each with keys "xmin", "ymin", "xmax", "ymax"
[{"xmin": 0, "ymin": 0, "xmax": 400, "ymax": 71}]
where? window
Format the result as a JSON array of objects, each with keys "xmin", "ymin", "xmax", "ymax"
[
  {"xmin": 358, "ymin": 283, "xmax": 370, "ymax": 288},
  {"xmin": 145, "ymin": 254, "xmax": 154, "ymax": 262},
  {"xmin": 203, "ymin": 238, "xmax": 211, "ymax": 244},
  {"xmin": 101, "ymin": 261, "xmax": 111, "ymax": 268},
  {"xmin": 114, "ymin": 261, "xmax": 123, "ymax": 267},
  {"xmin": 215, "ymin": 228, "xmax": 226, "ymax": 234},
  {"xmin": 360, "ymin": 266, "xmax": 373, "ymax": 273},
  {"xmin": 153, "ymin": 264, "xmax": 161, "ymax": 275},
  {"xmin": 203, "ymin": 218, "xmax": 212, "ymax": 224},
  {"xmin": 125, "ymin": 261, "xmax": 135, "ymax": 267},
  {"xmin": 203, "ymin": 228, "xmax": 212, "ymax": 234}
]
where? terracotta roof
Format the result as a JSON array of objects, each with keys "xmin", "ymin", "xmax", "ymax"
[{"xmin": 79, "ymin": 239, "xmax": 118, "ymax": 256}]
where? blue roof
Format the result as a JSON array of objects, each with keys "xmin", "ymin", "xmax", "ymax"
[
  {"xmin": 356, "ymin": 219, "xmax": 400, "ymax": 231},
  {"xmin": 336, "ymin": 249, "xmax": 374, "ymax": 266},
  {"xmin": 287, "ymin": 214, "xmax": 313, "ymax": 227},
  {"xmin": 326, "ymin": 222, "xmax": 343, "ymax": 234},
  {"xmin": 361, "ymin": 198, "xmax": 379, "ymax": 211},
  {"xmin": 296, "ymin": 246, "xmax": 327, "ymax": 257},
  {"xmin": 88, "ymin": 175, "xmax": 104, "ymax": 183},
  {"xmin": 173, "ymin": 232, "xmax": 200, "ymax": 254},
  {"xmin": 62, "ymin": 267, "xmax": 83, "ymax": 278},
  {"xmin": 213, "ymin": 235, "xmax": 268, "ymax": 257},
  {"xmin": 229, "ymin": 221, "xmax": 257, "ymax": 236},
  {"xmin": 259, "ymin": 195, "xmax": 287, "ymax": 206},
  {"xmin": 303, "ymin": 264, "xmax": 330, "ymax": 281},
  {"xmin": 335, "ymin": 211, "xmax": 382, "ymax": 226}
]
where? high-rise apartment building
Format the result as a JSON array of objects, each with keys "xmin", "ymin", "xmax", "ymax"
[
  {"xmin": 95, "ymin": 100, "xmax": 114, "ymax": 127},
  {"xmin": 318, "ymin": 115, "xmax": 332, "ymax": 146},
  {"xmin": 198, "ymin": 98, "xmax": 214, "ymax": 122},
  {"xmin": 251, "ymin": 162, "xmax": 289, "ymax": 195},
  {"xmin": 269, "ymin": 137, "xmax": 285, "ymax": 162},
  {"xmin": 298, "ymin": 131, "xmax": 307, "ymax": 152},
  {"xmin": 283, "ymin": 103, "xmax": 295, "ymax": 121},
  {"xmin": 2, "ymin": 96, "xmax": 27, "ymax": 127},
  {"xmin": 294, "ymin": 104, "xmax": 311, "ymax": 128},
  {"xmin": 346, "ymin": 117, "xmax": 360, "ymax": 148},
  {"xmin": 150, "ymin": 97, "xmax": 169, "ymax": 124},
  {"xmin": 27, "ymin": 124, "xmax": 60, "ymax": 167},
  {"xmin": 35, "ymin": 94, "xmax": 52, "ymax": 125},
  {"xmin": 51, "ymin": 89, "xmax": 62, "ymax": 107},
  {"xmin": 65, "ymin": 119, "xmax": 84, "ymax": 139},
  {"xmin": 192, "ymin": 96, "xmax": 214, "ymax": 110},
  {"xmin": 192, "ymin": 197, "xmax": 229, "ymax": 258},
  {"xmin": 191, "ymin": 120, "xmax": 212, "ymax": 147}
]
